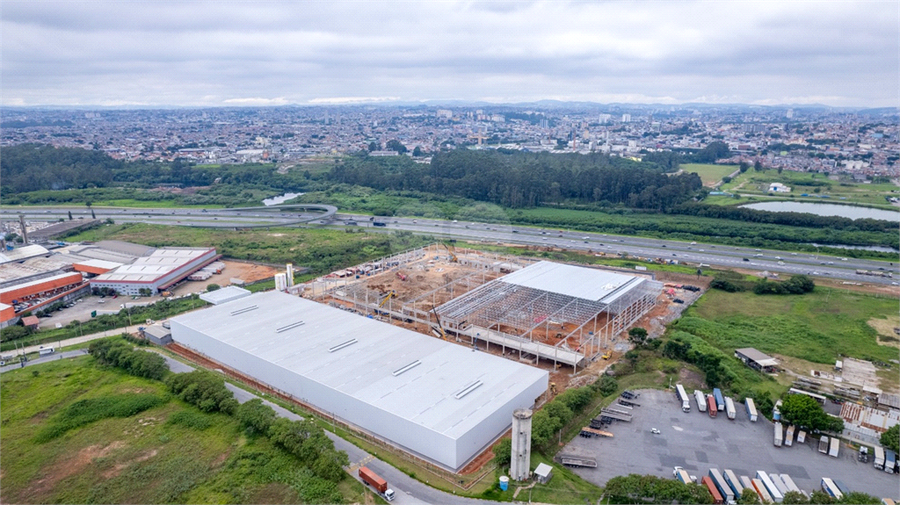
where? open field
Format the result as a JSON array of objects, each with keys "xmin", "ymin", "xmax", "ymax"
[
  {"xmin": 681, "ymin": 163, "xmax": 738, "ymax": 186},
  {"xmin": 65, "ymin": 222, "xmax": 433, "ymax": 274},
  {"xmin": 0, "ymin": 356, "xmax": 368, "ymax": 504},
  {"xmin": 719, "ymin": 170, "xmax": 900, "ymax": 208},
  {"xmin": 672, "ymin": 286, "xmax": 899, "ymax": 391}
]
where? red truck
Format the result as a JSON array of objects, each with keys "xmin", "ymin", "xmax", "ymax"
[
  {"xmin": 701, "ymin": 475, "xmax": 724, "ymax": 504},
  {"xmin": 359, "ymin": 466, "xmax": 395, "ymax": 501},
  {"xmin": 707, "ymin": 395, "xmax": 717, "ymax": 418}
]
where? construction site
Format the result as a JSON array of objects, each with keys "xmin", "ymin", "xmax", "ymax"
[{"xmin": 303, "ymin": 243, "xmax": 665, "ymax": 378}]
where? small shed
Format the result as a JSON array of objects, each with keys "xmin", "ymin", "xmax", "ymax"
[
  {"xmin": 21, "ymin": 316, "xmax": 40, "ymax": 330},
  {"xmin": 141, "ymin": 324, "xmax": 172, "ymax": 345},
  {"xmin": 534, "ymin": 462, "xmax": 554, "ymax": 484}
]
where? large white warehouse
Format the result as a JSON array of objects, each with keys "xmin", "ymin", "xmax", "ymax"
[{"xmin": 171, "ymin": 291, "xmax": 548, "ymax": 470}]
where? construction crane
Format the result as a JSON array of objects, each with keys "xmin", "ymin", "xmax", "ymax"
[
  {"xmin": 441, "ymin": 243, "xmax": 458, "ymax": 263},
  {"xmin": 379, "ymin": 290, "xmax": 396, "ymax": 308},
  {"xmin": 430, "ymin": 307, "xmax": 447, "ymax": 339}
]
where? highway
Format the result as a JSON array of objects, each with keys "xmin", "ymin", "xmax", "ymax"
[{"xmin": 3, "ymin": 205, "xmax": 897, "ymax": 285}]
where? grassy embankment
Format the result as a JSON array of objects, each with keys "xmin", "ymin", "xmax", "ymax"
[
  {"xmin": 708, "ymin": 169, "xmax": 900, "ymax": 208},
  {"xmin": 0, "ymin": 356, "xmax": 369, "ymax": 504}
]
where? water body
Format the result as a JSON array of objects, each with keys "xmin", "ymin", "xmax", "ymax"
[
  {"xmin": 815, "ymin": 244, "xmax": 898, "ymax": 253},
  {"xmin": 262, "ymin": 192, "xmax": 303, "ymax": 206},
  {"xmin": 742, "ymin": 201, "xmax": 900, "ymax": 222}
]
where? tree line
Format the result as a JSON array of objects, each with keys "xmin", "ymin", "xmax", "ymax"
[{"xmin": 329, "ymin": 149, "xmax": 703, "ymax": 210}]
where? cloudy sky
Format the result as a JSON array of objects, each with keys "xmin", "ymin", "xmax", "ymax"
[{"xmin": 1, "ymin": 1, "xmax": 897, "ymax": 108}]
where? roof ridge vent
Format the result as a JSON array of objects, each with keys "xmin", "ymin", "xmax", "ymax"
[
  {"xmin": 392, "ymin": 360, "xmax": 422, "ymax": 376},
  {"xmin": 275, "ymin": 321, "xmax": 305, "ymax": 333},
  {"xmin": 230, "ymin": 305, "xmax": 258, "ymax": 316},
  {"xmin": 328, "ymin": 338, "xmax": 358, "ymax": 352},
  {"xmin": 454, "ymin": 380, "xmax": 483, "ymax": 399}
]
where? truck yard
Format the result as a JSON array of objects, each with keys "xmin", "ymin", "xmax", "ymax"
[{"xmin": 563, "ymin": 388, "xmax": 898, "ymax": 499}]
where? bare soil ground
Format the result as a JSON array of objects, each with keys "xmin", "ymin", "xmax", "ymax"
[
  {"xmin": 868, "ymin": 315, "xmax": 900, "ymax": 348},
  {"xmin": 169, "ymin": 260, "xmax": 281, "ymax": 296}
]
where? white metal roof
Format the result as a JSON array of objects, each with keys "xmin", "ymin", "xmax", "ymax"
[
  {"xmin": 172, "ymin": 291, "xmax": 547, "ymax": 440},
  {"xmin": 200, "ymin": 285, "xmax": 251, "ymax": 305},
  {"xmin": 94, "ymin": 248, "xmax": 212, "ymax": 283},
  {"xmin": 0, "ymin": 245, "xmax": 50, "ymax": 264},
  {"xmin": 0, "ymin": 271, "xmax": 83, "ymax": 295},
  {"xmin": 499, "ymin": 261, "xmax": 646, "ymax": 303},
  {"xmin": 73, "ymin": 259, "xmax": 123, "ymax": 270}
]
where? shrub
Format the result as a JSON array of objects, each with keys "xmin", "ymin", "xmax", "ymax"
[
  {"xmin": 166, "ymin": 410, "xmax": 214, "ymax": 430},
  {"xmin": 35, "ymin": 393, "xmax": 164, "ymax": 442},
  {"xmin": 164, "ymin": 371, "xmax": 238, "ymax": 414}
]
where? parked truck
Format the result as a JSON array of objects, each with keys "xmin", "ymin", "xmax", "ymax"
[
  {"xmin": 784, "ymin": 425, "xmax": 795, "ymax": 447},
  {"xmin": 723, "ymin": 469, "xmax": 743, "ymax": 499},
  {"xmin": 774, "ymin": 422, "xmax": 783, "ymax": 447},
  {"xmin": 820, "ymin": 478, "xmax": 843, "ymax": 500},
  {"xmin": 675, "ymin": 384, "xmax": 691, "ymax": 412},
  {"xmin": 768, "ymin": 474, "xmax": 789, "ymax": 498},
  {"xmin": 779, "ymin": 474, "xmax": 800, "ymax": 494},
  {"xmin": 886, "ymin": 449, "xmax": 897, "ymax": 474},
  {"xmin": 874, "ymin": 445, "xmax": 885, "ymax": 470},
  {"xmin": 757, "ymin": 471, "xmax": 783, "ymax": 503},
  {"xmin": 674, "ymin": 467, "xmax": 692, "ymax": 485},
  {"xmin": 724, "ymin": 396, "xmax": 736, "ymax": 420},
  {"xmin": 709, "ymin": 468, "xmax": 735, "ymax": 504},
  {"xmin": 359, "ymin": 466, "xmax": 395, "ymax": 501},
  {"xmin": 828, "ymin": 437, "xmax": 840, "ymax": 458},
  {"xmin": 713, "ymin": 388, "xmax": 725, "ymax": 411},
  {"xmin": 702, "ymin": 476, "xmax": 724, "ymax": 504},
  {"xmin": 695, "ymin": 390, "xmax": 707, "ymax": 412},
  {"xmin": 752, "ymin": 478, "xmax": 773, "ymax": 504},
  {"xmin": 797, "ymin": 430, "xmax": 806, "ymax": 444},
  {"xmin": 818, "ymin": 436, "xmax": 830, "ymax": 454},
  {"xmin": 745, "ymin": 397, "xmax": 758, "ymax": 422},
  {"xmin": 708, "ymin": 395, "xmax": 718, "ymax": 418}
]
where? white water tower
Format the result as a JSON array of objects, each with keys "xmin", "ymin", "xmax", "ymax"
[{"xmin": 510, "ymin": 409, "xmax": 533, "ymax": 481}]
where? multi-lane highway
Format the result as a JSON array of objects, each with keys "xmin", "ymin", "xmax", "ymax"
[{"xmin": 3, "ymin": 205, "xmax": 897, "ymax": 285}]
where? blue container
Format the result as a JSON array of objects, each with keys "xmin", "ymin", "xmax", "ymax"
[{"xmin": 499, "ymin": 476, "xmax": 509, "ymax": 491}]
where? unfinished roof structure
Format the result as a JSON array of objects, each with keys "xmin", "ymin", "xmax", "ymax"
[
  {"xmin": 171, "ymin": 291, "xmax": 548, "ymax": 471},
  {"xmin": 436, "ymin": 261, "xmax": 662, "ymax": 369}
]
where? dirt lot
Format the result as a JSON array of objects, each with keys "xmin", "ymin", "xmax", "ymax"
[{"xmin": 168, "ymin": 261, "xmax": 280, "ymax": 296}]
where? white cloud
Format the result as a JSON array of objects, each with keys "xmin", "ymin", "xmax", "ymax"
[{"xmin": 0, "ymin": 1, "xmax": 896, "ymax": 107}]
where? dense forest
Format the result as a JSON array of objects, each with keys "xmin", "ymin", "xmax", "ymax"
[{"xmin": 329, "ymin": 150, "xmax": 703, "ymax": 209}]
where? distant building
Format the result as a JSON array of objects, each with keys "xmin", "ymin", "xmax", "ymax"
[
  {"xmin": 89, "ymin": 247, "xmax": 218, "ymax": 296},
  {"xmin": 768, "ymin": 182, "xmax": 791, "ymax": 193}
]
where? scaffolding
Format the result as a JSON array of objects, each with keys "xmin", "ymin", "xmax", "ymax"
[{"xmin": 435, "ymin": 262, "xmax": 662, "ymax": 371}]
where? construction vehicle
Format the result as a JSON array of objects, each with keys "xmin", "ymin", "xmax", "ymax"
[
  {"xmin": 601, "ymin": 351, "xmax": 611, "ymax": 360},
  {"xmin": 430, "ymin": 307, "xmax": 447, "ymax": 339},
  {"xmin": 359, "ymin": 467, "xmax": 394, "ymax": 501},
  {"xmin": 396, "ymin": 272, "xmax": 407, "ymax": 281},
  {"xmin": 379, "ymin": 291, "xmax": 396, "ymax": 308},
  {"xmin": 441, "ymin": 243, "xmax": 458, "ymax": 262},
  {"xmin": 549, "ymin": 382, "xmax": 558, "ymax": 394}
]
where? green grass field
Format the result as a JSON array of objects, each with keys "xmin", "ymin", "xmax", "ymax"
[
  {"xmin": 681, "ymin": 163, "xmax": 739, "ymax": 186},
  {"xmin": 719, "ymin": 170, "xmax": 900, "ymax": 208},
  {"xmin": 0, "ymin": 357, "xmax": 368, "ymax": 504},
  {"xmin": 673, "ymin": 286, "xmax": 898, "ymax": 382},
  {"xmin": 65, "ymin": 222, "xmax": 433, "ymax": 274}
]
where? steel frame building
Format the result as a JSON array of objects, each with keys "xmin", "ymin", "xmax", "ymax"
[
  {"xmin": 171, "ymin": 291, "xmax": 548, "ymax": 471},
  {"xmin": 436, "ymin": 261, "xmax": 662, "ymax": 370}
]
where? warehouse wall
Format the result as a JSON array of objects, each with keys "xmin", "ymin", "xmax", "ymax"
[{"xmin": 171, "ymin": 320, "xmax": 462, "ymax": 468}]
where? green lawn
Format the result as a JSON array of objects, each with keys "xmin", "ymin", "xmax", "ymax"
[
  {"xmin": 0, "ymin": 357, "xmax": 368, "ymax": 503},
  {"xmin": 719, "ymin": 170, "xmax": 900, "ymax": 208},
  {"xmin": 674, "ymin": 286, "xmax": 898, "ymax": 366},
  {"xmin": 65, "ymin": 222, "xmax": 433, "ymax": 274},
  {"xmin": 681, "ymin": 163, "xmax": 739, "ymax": 186}
]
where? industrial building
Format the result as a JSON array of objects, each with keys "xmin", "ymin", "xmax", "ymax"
[
  {"xmin": 436, "ymin": 261, "xmax": 663, "ymax": 369},
  {"xmin": 90, "ymin": 247, "xmax": 218, "ymax": 296},
  {"xmin": 0, "ymin": 271, "xmax": 88, "ymax": 326},
  {"xmin": 171, "ymin": 290, "xmax": 548, "ymax": 470},
  {"xmin": 734, "ymin": 348, "xmax": 778, "ymax": 373}
]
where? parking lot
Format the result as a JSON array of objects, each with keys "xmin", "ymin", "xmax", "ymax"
[
  {"xmin": 562, "ymin": 389, "xmax": 898, "ymax": 499},
  {"xmin": 37, "ymin": 294, "xmax": 154, "ymax": 330}
]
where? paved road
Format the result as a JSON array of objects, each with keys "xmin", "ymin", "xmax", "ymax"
[
  {"xmin": 6, "ymin": 204, "xmax": 895, "ymax": 286},
  {"xmin": 151, "ymin": 352, "xmax": 491, "ymax": 505}
]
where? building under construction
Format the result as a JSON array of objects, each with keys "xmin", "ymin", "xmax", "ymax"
[{"xmin": 308, "ymin": 245, "xmax": 663, "ymax": 372}]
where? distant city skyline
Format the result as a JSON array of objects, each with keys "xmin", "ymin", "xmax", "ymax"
[{"xmin": 1, "ymin": 1, "xmax": 897, "ymax": 108}]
